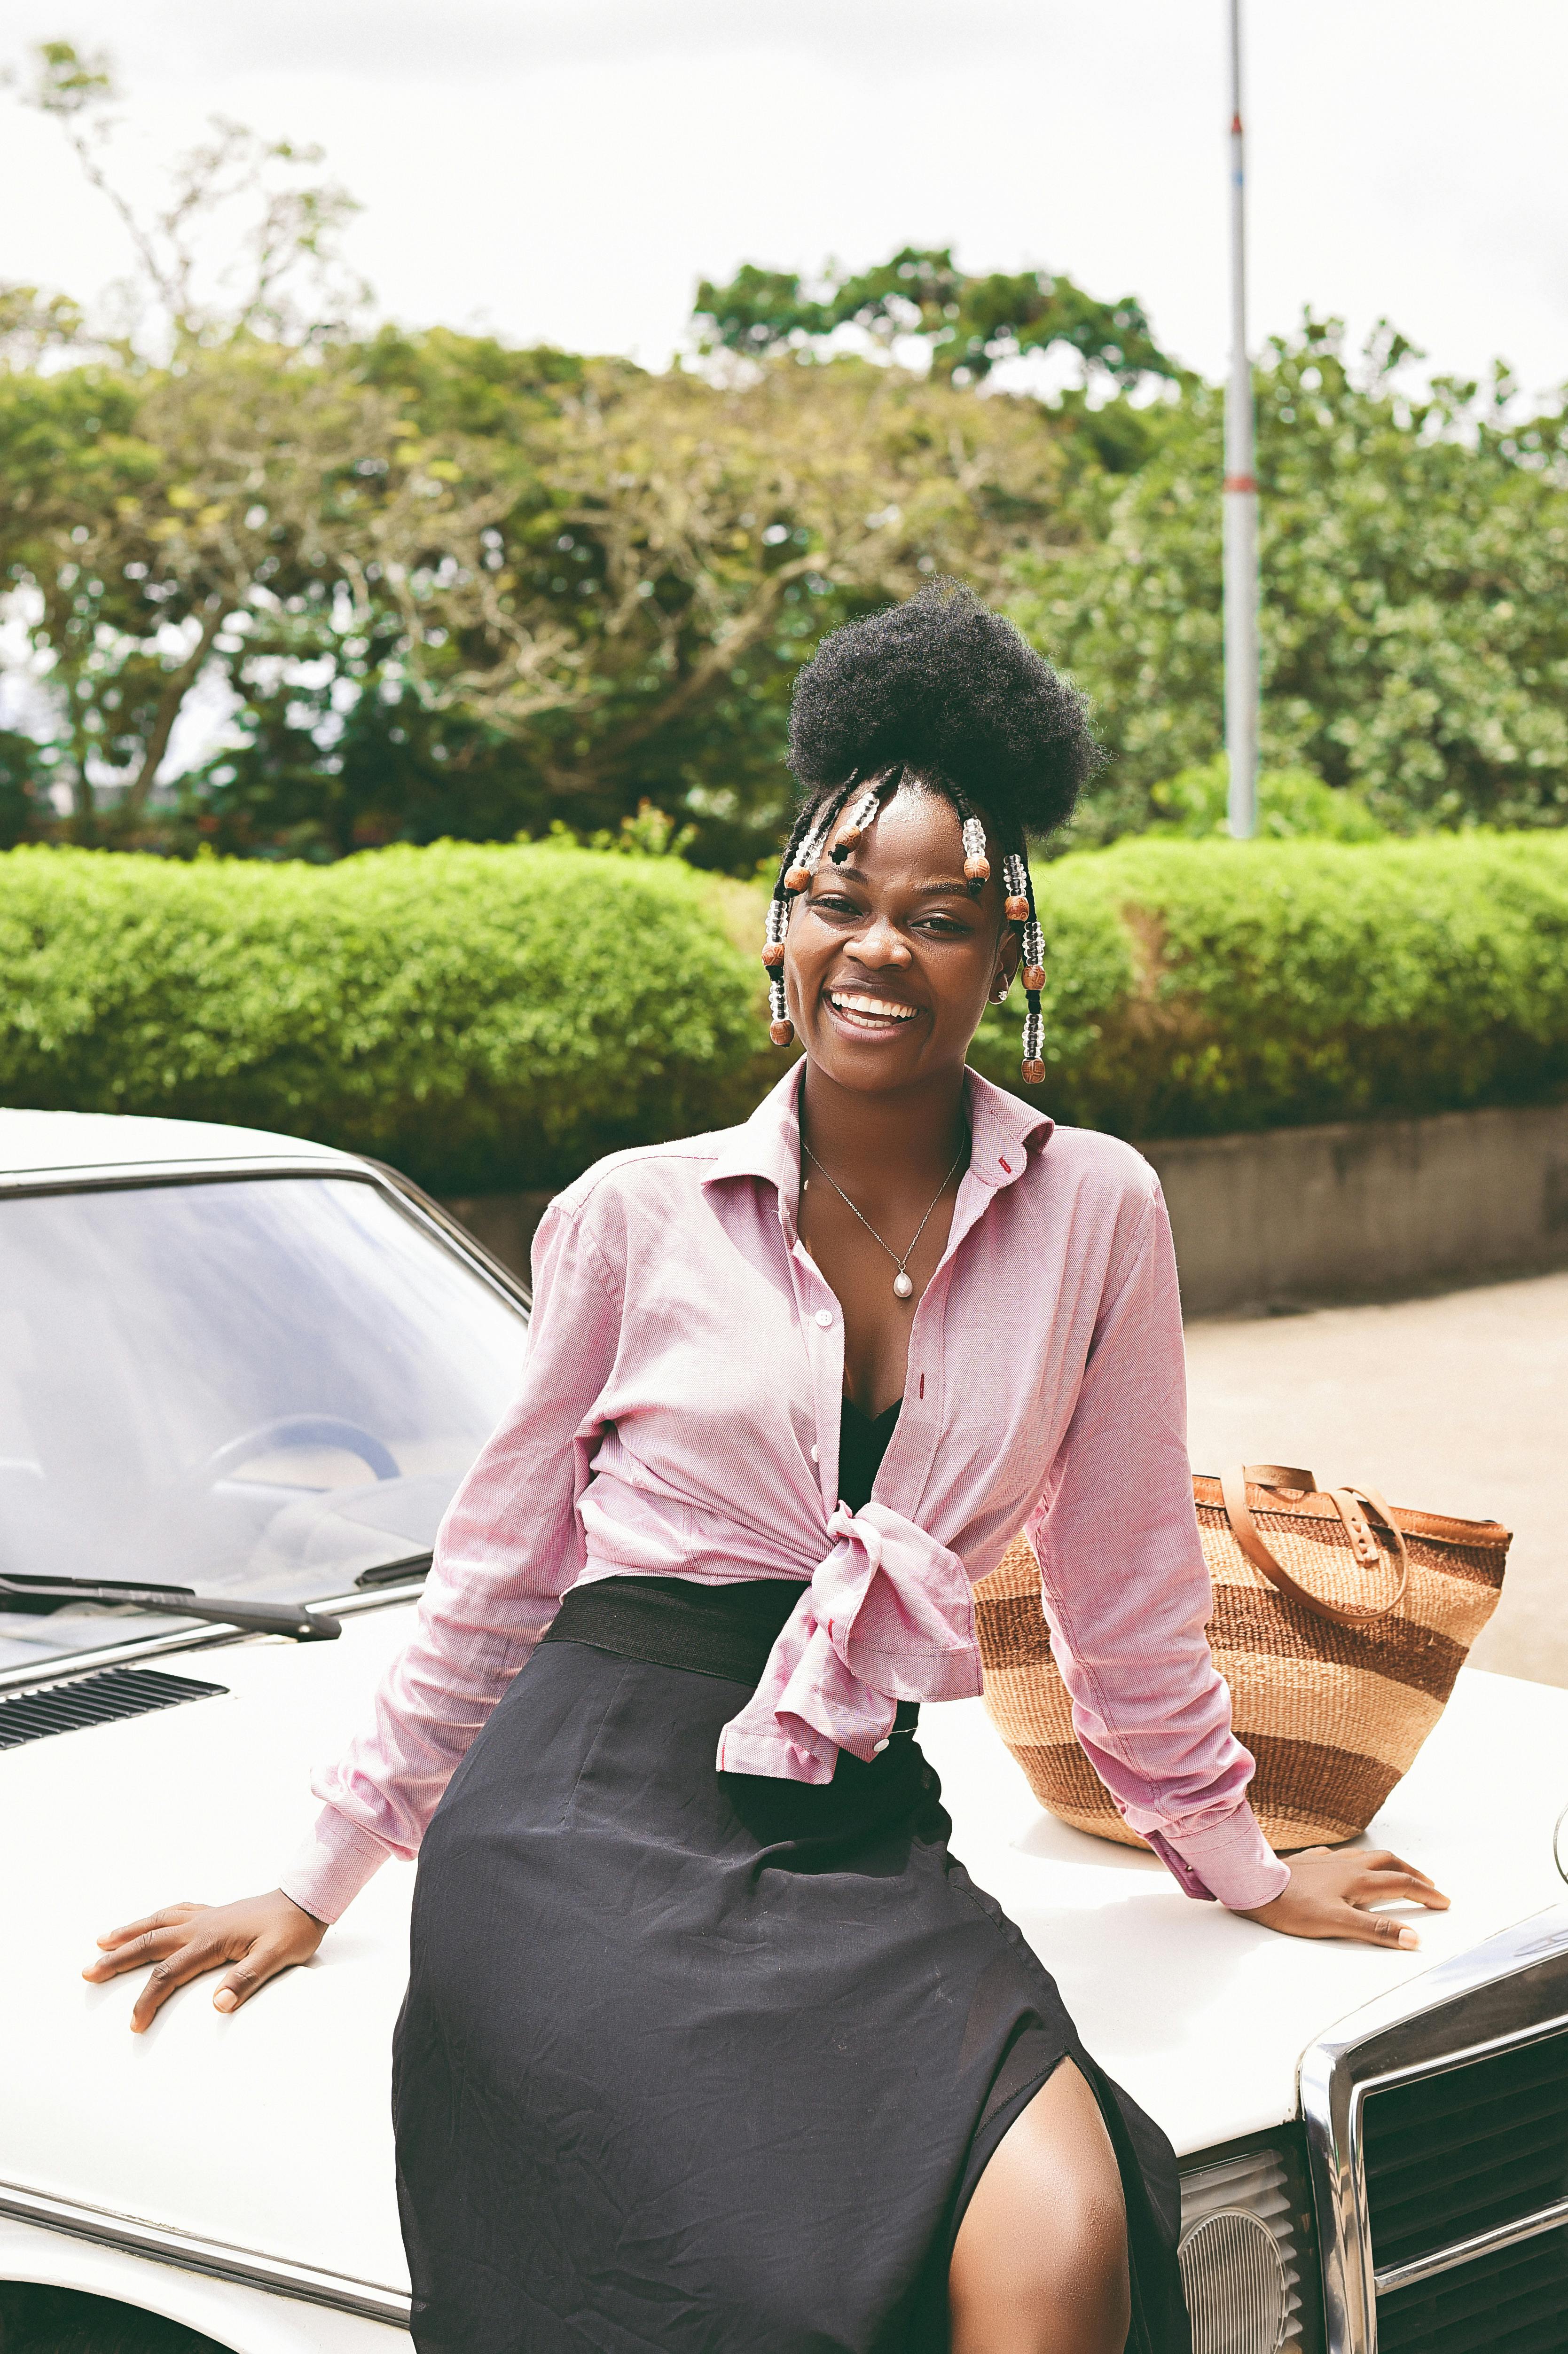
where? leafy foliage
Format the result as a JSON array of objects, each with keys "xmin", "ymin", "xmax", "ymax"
[
  {"xmin": 1143, "ymin": 757, "xmax": 1385, "ymax": 841},
  {"xmin": 694, "ymin": 248, "xmax": 1175, "ymax": 390},
  {"xmin": 969, "ymin": 832, "xmax": 1568, "ymax": 1136},
  {"xmin": 0, "ymin": 842, "xmax": 768, "ymax": 1190},
  {"xmin": 6, "ymin": 837, "xmax": 1568, "ymax": 1190},
  {"xmin": 9, "ymin": 37, "xmax": 1568, "ymax": 867},
  {"xmin": 1023, "ymin": 320, "xmax": 1568, "ymax": 841},
  {"xmin": 0, "ymin": 333, "xmax": 1070, "ymax": 864}
]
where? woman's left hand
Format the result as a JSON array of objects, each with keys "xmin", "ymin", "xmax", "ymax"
[{"xmin": 1238, "ymin": 1846, "xmax": 1450, "ymax": 1948}]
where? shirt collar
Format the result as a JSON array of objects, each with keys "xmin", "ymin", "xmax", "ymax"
[{"xmin": 702, "ymin": 1060, "xmax": 1053, "ymax": 1225}]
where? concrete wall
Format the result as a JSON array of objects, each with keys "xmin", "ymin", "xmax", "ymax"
[
  {"xmin": 442, "ymin": 1098, "xmax": 1568, "ymax": 1318},
  {"xmin": 1144, "ymin": 1099, "xmax": 1568, "ymax": 1316}
]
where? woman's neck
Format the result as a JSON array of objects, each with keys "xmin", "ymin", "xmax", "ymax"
[{"xmin": 797, "ymin": 1061, "xmax": 970, "ymax": 1202}]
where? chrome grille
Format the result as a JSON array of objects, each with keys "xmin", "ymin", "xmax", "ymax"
[
  {"xmin": 1362, "ymin": 2027, "xmax": 1568, "ymax": 2272},
  {"xmin": 1375, "ymin": 2217, "xmax": 1568, "ymax": 2352}
]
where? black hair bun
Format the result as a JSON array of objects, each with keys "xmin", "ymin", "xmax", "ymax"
[{"xmin": 787, "ymin": 579, "xmax": 1100, "ymax": 839}]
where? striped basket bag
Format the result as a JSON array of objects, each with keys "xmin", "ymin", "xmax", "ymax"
[{"xmin": 974, "ymin": 1465, "xmax": 1511, "ymax": 1852}]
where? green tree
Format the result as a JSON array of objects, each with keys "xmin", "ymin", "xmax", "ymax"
[
  {"xmin": 694, "ymin": 248, "xmax": 1174, "ymax": 391},
  {"xmin": 379, "ymin": 355, "xmax": 1074, "ymax": 862},
  {"xmin": 1021, "ymin": 318, "xmax": 1568, "ymax": 839}
]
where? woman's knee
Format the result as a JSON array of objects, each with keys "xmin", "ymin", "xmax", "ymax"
[{"xmin": 949, "ymin": 2062, "xmax": 1130, "ymax": 2354}]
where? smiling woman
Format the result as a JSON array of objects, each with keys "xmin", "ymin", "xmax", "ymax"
[{"xmin": 87, "ymin": 581, "xmax": 1450, "ymax": 2354}]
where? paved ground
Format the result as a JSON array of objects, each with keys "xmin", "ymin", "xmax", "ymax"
[{"xmin": 1184, "ymin": 1268, "xmax": 1568, "ymax": 1688}]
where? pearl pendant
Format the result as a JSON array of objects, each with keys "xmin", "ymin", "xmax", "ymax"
[{"xmin": 893, "ymin": 1271, "xmax": 914, "ymax": 1300}]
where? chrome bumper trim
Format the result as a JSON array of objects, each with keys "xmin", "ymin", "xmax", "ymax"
[{"xmin": 0, "ymin": 2180, "xmax": 411, "ymax": 2329}]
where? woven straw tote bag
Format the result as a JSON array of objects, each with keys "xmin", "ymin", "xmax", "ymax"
[{"xmin": 974, "ymin": 1465, "xmax": 1511, "ymax": 1852}]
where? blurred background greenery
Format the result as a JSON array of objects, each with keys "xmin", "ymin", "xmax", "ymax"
[{"xmin": 4, "ymin": 40, "xmax": 1568, "ymax": 872}]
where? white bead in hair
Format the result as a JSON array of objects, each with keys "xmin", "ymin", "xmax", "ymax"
[{"xmin": 832, "ymin": 783, "xmax": 884, "ymax": 858}]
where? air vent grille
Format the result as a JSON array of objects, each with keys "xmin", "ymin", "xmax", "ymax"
[
  {"xmin": 1376, "ymin": 2218, "xmax": 1568, "ymax": 2353},
  {"xmin": 1180, "ymin": 2146, "xmax": 1307, "ymax": 2350},
  {"xmin": 1363, "ymin": 2029, "xmax": 1568, "ymax": 2270},
  {"xmin": 0, "ymin": 1666, "xmax": 228, "ymax": 1749}
]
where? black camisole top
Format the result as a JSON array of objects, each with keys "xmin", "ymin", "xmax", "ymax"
[{"xmin": 837, "ymin": 1395, "xmax": 902, "ymax": 1516}]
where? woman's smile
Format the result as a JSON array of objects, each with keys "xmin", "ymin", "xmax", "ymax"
[{"xmin": 824, "ymin": 988, "xmax": 924, "ymax": 1034}]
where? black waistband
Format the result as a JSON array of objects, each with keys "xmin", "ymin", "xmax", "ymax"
[{"xmin": 542, "ymin": 1575, "xmax": 918, "ymax": 1730}]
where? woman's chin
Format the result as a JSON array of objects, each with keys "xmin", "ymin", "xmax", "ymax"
[{"xmin": 801, "ymin": 1016, "xmax": 932, "ymax": 1091}]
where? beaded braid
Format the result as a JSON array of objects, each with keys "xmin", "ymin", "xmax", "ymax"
[
  {"xmin": 999, "ymin": 851, "xmax": 1047, "ymax": 1083},
  {"xmin": 763, "ymin": 772, "xmax": 863, "ymax": 1046},
  {"xmin": 948, "ymin": 787, "xmax": 992, "ymax": 897},
  {"xmin": 829, "ymin": 769, "xmax": 895, "ymax": 863}
]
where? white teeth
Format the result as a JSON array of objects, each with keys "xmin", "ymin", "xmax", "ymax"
[{"xmin": 830, "ymin": 992, "xmax": 917, "ymax": 1022}]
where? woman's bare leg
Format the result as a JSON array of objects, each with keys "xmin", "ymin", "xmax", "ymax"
[{"xmin": 949, "ymin": 2060, "xmax": 1131, "ymax": 2354}]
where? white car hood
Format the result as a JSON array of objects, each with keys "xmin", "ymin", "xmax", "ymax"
[{"xmin": 2, "ymin": 1605, "xmax": 1565, "ymax": 2307}]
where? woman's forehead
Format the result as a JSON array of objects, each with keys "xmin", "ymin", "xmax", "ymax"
[{"xmin": 824, "ymin": 778, "xmax": 969, "ymax": 869}]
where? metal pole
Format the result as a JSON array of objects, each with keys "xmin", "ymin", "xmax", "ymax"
[{"xmin": 1223, "ymin": 0, "xmax": 1259, "ymax": 839}]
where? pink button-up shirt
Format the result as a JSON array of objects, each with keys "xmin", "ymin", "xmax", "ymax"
[{"xmin": 281, "ymin": 1065, "xmax": 1290, "ymax": 1924}]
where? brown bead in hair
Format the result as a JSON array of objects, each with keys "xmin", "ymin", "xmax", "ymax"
[
  {"xmin": 769, "ymin": 1019, "xmax": 795, "ymax": 1047},
  {"xmin": 1021, "ymin": 1058, "xmax": 1045, "ymax": 1085},
  {"xmin": 761, "ymin": 941, "xmax": 784, "ymax": 968},
  {"xmin": 1022, "ymin": 963, "xmax": 1046, "ymax": 991},
  {"xmin": 1004, "ymin": 894, "xmax": 1029, "ymax": 923},
  {"xmin": 963, "ymin": 854, "xmax": 991, "ymax": 882}
]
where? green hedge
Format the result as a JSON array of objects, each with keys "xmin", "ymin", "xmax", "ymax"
[
  {"xmin": 969, "ymin": 834, "xmax": 1568, "ymax": 1135},
  {"xmin": 0, "ymin": 843, "xmax": 767, "ymax": 1193},
  {"xmin": 3, "ymin": 835, "xmax": 1567, "ymax": 1195}
]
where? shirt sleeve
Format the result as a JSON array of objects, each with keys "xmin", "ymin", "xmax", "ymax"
[
  {"xmin": 278, "ymin": 1196, "xmax": 624, "ymax": 1924},
  {"xmin": 1024, "ymin": 1182, "xmax": 1291, "ymax": 1914}
]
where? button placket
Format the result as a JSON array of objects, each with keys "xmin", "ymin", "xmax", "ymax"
[{"xmin": 784, "ymin": 1231, "xmax": 843, "ymax": 1514}]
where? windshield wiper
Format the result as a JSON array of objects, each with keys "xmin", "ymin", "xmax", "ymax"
[
  {"xmin": 354, "ymin": 1551, "xmax": 433, "ymax": 1590},
  {"xmin": 0, "ymin": 1572, "xmax": 340, "ymax": 1642}
]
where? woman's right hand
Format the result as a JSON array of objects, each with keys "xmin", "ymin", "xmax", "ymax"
[{"xmin": 83, "ymin": 1892, "xmax": 327, "ymax": 2032}]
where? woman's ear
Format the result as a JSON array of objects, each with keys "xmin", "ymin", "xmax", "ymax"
[{"xmin": 992, "ymin": 927, "xmax": 1022, "ymax": 1000}]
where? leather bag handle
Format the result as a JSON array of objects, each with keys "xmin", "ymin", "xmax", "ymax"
[{"xmin": 1220, "ymin": 1466, "xmax": 1410, "ymax": 1626}]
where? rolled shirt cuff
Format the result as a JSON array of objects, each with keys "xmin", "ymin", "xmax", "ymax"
[
  {"xmin": 1150, "ymin": 1801, "xmax": 1293, "ymax": 1911},
  {"xmin": 278, "ymin": 1803, "xmax": 395, "ymax": 1926}
]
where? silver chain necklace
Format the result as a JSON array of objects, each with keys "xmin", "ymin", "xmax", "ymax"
[{"xmin": 800, "ymin": 1135, "xmax": 969, "ymax": 1300}]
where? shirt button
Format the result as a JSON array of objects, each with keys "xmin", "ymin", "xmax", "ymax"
[
  {"xmin": 811, "ymin": 1444, "xmax": 820, "ymax": 1462},
  {"xmin": 814, "ymin": 1309, "xmax": 834, "ymax": 1328}
]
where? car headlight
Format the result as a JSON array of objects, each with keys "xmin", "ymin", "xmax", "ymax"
[{"xmin": 1179, "ymin": 2135, "xmax": 1322, "ymax": 2354}]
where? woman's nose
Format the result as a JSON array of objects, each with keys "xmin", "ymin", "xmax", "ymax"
[{"xmin": 848, "ymin": 916, "xmax": 911, "ymax": 968}]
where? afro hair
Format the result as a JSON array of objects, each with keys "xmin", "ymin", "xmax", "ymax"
[{"xmin": 786, "ymin": 580, "xmax": 1099, "ymax": 844}]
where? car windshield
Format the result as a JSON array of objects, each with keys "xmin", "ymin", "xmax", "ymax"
[{"xmin": 0, "ymin": 1174, "xmax": 529, "ymax": 1672}]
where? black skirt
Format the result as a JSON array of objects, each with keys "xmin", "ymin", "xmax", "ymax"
[{"xmin": 392, "ymin": 1578, "xmax": 1190, "ymax": 2354}]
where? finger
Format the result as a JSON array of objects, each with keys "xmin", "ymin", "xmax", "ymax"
[
  {"xmin": 129, "ymin": 1940, "xmax": 230, "ymax": 2034},
  {"xmin": 1359, "ymin": 1851, "xmax": 1441, "ymax": 1890},
  {"xmin": 212, "ymin": 1940, "xmax": 296, "ymax": 2016},
  {"xmin": 83, "ymin": 1924, "xmax": 200, "ymax": 1981},
  {"xmin": 1354, "ymin": 1870, "xmax": 1450, "ymax": 1911},
  {"xmin": 1341, "ymin": 1907, "xmax": 1420, "ymax": 1952},
  {"xmin": 96, "ymin": 1903, "xmax": 206, "ymax": 1950}
]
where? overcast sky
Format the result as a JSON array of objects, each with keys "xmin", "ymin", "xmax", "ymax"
[{"xmin": 5, "ymin": 0, "xmax": 1568, "ymax": 397}]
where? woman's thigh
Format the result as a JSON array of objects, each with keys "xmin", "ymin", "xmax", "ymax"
[{"xmin": 949, "ymin": 2060, "xmax": 1131, "ymax": 2354}]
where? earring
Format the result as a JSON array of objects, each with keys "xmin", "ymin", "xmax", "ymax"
[{"xmin": 991, "ymin": 977, "xmax": 1010, "ymax": 1003}]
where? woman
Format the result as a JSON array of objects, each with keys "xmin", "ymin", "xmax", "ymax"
[{"xmin": 88, "ymin": 585, "xmax": 1447, "ymax": 2354}]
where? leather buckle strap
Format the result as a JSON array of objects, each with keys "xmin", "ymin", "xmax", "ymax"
[{"xmin": 1220, "ymin": 1467, "xmax": 1409, "ymax": 1626}]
